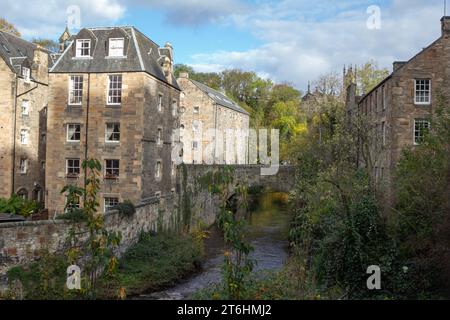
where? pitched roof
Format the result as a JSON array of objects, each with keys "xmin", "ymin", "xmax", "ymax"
[
  {"xmin": 359, "ymin": 36, "xmax": 442, "ymax": 104},
  {"xmin": 0, "ymin": 30, "xmax": 51, "ymax": 74},
  {"xmin": 50, "ymin": 26, "xmax": 180, "ymax": 90},
  {"xmin": 189, "ymin": 79, "xmax": 250, "ymax": 116}
]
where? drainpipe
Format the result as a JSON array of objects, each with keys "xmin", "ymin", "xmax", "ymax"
[
  {"xmin": 84, "ymin": 73, "xmax": 91, "ymax": 197},
  {"xmin": 11, "ymin": 75, "xmax": 18, "ymax": 196}
]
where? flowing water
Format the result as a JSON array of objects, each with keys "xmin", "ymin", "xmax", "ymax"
[{"xmin": 138, "ymin": 192, "xmax": 290, "ymax": 300}]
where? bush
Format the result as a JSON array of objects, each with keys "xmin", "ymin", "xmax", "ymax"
[
  {"xmin": 0, "ymin": 195, "xmax": 41, "ymax": 217},
  {"xmin": 56, "ymin": 209, "xmax": 88, "ymax": 223},
  {"xmin": 115, "ymin": 200, "xmax": 136, "ymax": 217}
]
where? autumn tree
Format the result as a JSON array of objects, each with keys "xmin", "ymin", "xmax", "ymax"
[
  {"xmin": 32, "ymin": 38, "xmax": 59, "ymax": 52},
  {"xmin": 0, "ymin": 18, "xmax": 20, "ymax": 36}
]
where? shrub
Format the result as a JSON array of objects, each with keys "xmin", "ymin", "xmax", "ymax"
[{"xmin": 115, "ymin": 200, "xmax": 136, "ymax": 217}]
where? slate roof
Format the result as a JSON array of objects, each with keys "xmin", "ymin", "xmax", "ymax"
[
  {"xmin": 50, "ymin": 26, "xmax": 180, "ymax": 91},
  {"xmin": 189, "ymin": 79, "xmax": 250, "ymax": 116},
  {"xmin": 0, "ymin": 30, "xmax": 54, "ymax": 74}
]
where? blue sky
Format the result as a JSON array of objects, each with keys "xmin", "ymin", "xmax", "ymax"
[{"xmin": 1, "ymin": 0, "xmax": 447, "ymax": 91}]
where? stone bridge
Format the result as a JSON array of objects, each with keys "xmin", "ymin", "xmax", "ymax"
[{"xmin": 178, "ymin": 164, "xmax": 296, "ymax": 227}]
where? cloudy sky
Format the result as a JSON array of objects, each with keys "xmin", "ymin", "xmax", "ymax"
[{"xmin": 1, "ymin": 0, "xmax": 447, "ymax": 91}]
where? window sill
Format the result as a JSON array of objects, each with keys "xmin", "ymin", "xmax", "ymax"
[
  {"xmin": 106, "ymin": 104, "xmax": 122, "ymax": 108},
  {"xmin": 414, "ymin": 102, "xmax": 431, "ymax": 106},
  {"xmin": 105, "ymin": 56, "xmax": 127, "ymax": 59},
  {"xmin": 72, "ymin": 56, "xmax": 93, "ymax": 60},
  {"xmin": 66, "ymin": 175, "xmax": 80, "ymax": 180}
]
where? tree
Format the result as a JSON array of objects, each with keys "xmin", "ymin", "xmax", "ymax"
[
  {"xmin": 32, "ymin": 38, "xmax": 59, "ymax": 52},
  {"xmin": 356, "ymin": 60, "xmax": 389, "ymax": 95},
  {"xmin": 0, "ymin": 18, "xmax": 20, "ymax": 36},
  {"xmin": 174, "ymin": 64, "xmax": 195, "ymax": 78}
]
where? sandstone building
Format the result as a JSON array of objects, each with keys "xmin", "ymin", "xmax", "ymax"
[
  {"xmin": 0, "ymin": 31, "xmax": 51, "ymax": 203},
  {"xmin": 46, "ymin": 27, "xmax": 181, "ymax": 215},
  {"xmin": 177, "ymin": 73, "xmax": 250, "ymax": 165},
  {"xmin": 346, "ymin": 17, "xmax": 450, "ymax": 194}
]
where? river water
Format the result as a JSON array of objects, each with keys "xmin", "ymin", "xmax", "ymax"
[{"xmin": 138, "ymin": 193, "xmax": 290, "ymax": 300}]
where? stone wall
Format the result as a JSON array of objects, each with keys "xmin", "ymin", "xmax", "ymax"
[
  {"xmin": 178, "ymin": 164, "xmax": 295, "ymax": 228},
  {"xmin": 0, "ymin": 197, "xmax": 177, "ymax": 284}
]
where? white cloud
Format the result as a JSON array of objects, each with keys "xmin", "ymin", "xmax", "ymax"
[
  {"xmin": 188, "ymin": 0, "xmax": 445, "ymax": 90},
  {"xmin": 129, "ymin": 0, "xmax": 248, "ymax": 26},
  {"xmin": 1, "ymin": 0, "xmax": 126, "ymax": 38}
]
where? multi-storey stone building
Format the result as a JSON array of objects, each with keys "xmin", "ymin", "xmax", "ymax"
[
  {"xmin": 46, "ymin": 27, "xmax": 181, "ymax": 215},
  {"xmin": 346, "ymin": 16, "xmax": 450, "ymax": 194},
  {"xmin": 0, "ymin": 31, "xmax": 51, "ymax": 202},
  {"xmin": 177, "ymin": 73, "xmax": 250, "ymax": 165}
]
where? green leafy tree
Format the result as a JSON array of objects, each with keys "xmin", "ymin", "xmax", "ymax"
[{"xmin": 356, "ymin": 60, "xmax": 390, "ymax": 95}]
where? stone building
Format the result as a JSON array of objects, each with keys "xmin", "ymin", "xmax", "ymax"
[
  {"xmin": 346, "ymin": 16, "xmax": 450, "ymax": 195},
  {"xmin": 46, "ymin": 26, "xmax": 181, "ymax": 215},
  {"xmin": 0, "ymin": 31, "xmax": 50, "ymax": 202},
  {"xmin": 177, "ymin": 73, "xmax": 250, "ymax": 165}
]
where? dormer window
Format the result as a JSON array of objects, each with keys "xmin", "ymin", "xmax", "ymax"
[
  {"xmin": 76, "ymin": 39, "xmax": 91, "ymax": 57},
  {"xmin": 22, "ymin": 67, "xmax": 30, "ymax": 83},
  {"xmin": 109, "ymin": 38, "xmax": 124, "ymax": 57}
]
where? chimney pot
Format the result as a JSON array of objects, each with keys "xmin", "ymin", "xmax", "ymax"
[
  {"xmin": 179, "ymin": 72, "xmax": 189, "ymax": 79},
  {"xmin": 442, "ymin": 16, "xmax": 450, "ymax": 35}
]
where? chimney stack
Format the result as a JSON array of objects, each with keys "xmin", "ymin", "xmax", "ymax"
[
  {"xmin": 179, "ymin": 72, "xmax": 189, "ymax": 79},
  {"xmin": 393, "ymin": 61, "xmax": 406, "ymax": 72},
  {"xmin": 442, "ymin": 16, "xmax": 450, "ymax": 36}
]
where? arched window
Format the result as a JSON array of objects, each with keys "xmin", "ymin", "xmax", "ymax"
[
  {"xmin": 33, "ymin": 186, "xmax": 43, "ymax": 203},
  {"xmin": 17, "ymin": 188, "xmax": 28, "ymax": 200}
]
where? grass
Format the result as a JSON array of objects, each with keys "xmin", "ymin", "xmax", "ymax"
[{"xmin": 98, "ymin": 232, "xmax": 204, "ymax": 299}]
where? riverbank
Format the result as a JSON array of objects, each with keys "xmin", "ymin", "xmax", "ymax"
[{"xmin": 98, "ymin": 232, "xmax": 204, "ymax": 299}]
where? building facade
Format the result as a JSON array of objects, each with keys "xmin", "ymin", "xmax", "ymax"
[
  {"xmin": 0, "ymin": 31, "xmax": 49, "ymax": 202},
  {"xmin": 346, "ymin": 17, "xmax": 450, "ymax": 193},
  {"xmin": 177, "ymin": 73, "xmax": 250, "ymax": 165},
  {"xmin": 46, "ymin": 27, "xmax": 180, "ymax": 215}
]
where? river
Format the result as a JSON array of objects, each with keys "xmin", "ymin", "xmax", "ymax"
[{"xmin": 138, "ymin": 192, "xmax": 290, "ymax": 300}]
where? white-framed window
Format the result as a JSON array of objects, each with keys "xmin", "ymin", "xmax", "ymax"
[
  {"xmin": 104, "ymin": 197, "xmax": 119, "ymax": 213},
  {"xmin": 157, "ymin": 94, "xmax": 163, "ymax": 112},
  {"xmin": 22, "ymin": 67, "xmax": 30, "ymax": 82},
  {"xmin": 105, "ymin": 123, "xmax": 120, "ymax": 142},
  {"xmin": 107, "ymin": 75, "xmax": 122, "ymax": 105},
  {"xmin": 193, "ymin": 106, "xmax": 200, "ymax": 114},
  {"xmin": 69, "ymin": 75, "xmax": 83, "ymax": 105},
  {"xmin": 414, "ymin": 119, "xmax": 430, "ymax": 145},
  {"xmin": 67, "ymin": 124, "xmax": 81, "ymax": 142},
  {"xmin": 414, "ymin": 79, "xmax": 431, "ymax": 105},
  {"xmin": 193, "ymin": 121, "xmax": 201, "ymax": 132},
  {"xmin": 20, "ymin": 129, "xmax": 29, "ymax": 145},
  {"xmin": 21, "ymin": 100, "xmax": 30, "ymax": 116},
  {"xmin": 157, "ymin": 128, "xmax": 163, "ymax": 145},
  {"xmin": 65, "ymin": 195, "xmax": 80, "ymax": 210},
  {"xmin": 66, "ymin": 158, "xmax": 81, "ymax": 177},
  {"xmin": 108, "ymin": 38, "xmax": 124, "ymax": 57},
  {"xmin": 172, "ymin": 99, "xmax": 178, "ymax": 117},
  {"xmin": 19, "ymin": 158, "xmax": 28, "ymax": 174},
  {"xmin": 75, "ymin": 39, "xmax": 91, "ymax": 57},
  {"xmin": 105, "ymin": 159, "xmax": 120, "ymax": 178},
  {"xmin": 155, "ymin": 161, "xmax": 162, "ymax": 179},
  {"xmin": 192, "ymin": 141, "xmax": 199, "ymax": 150}
]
